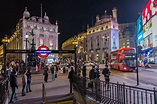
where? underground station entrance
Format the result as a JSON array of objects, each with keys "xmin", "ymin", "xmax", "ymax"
[{"xmin": 2, "ymin": 46, "xmax": 77, "ymax": 104}]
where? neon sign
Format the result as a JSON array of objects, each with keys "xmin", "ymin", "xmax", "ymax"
[{"xmin": 142, "ymin": 0, "xmax": 157, "ymax": 25}]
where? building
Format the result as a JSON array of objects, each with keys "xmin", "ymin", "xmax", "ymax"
[
  {"xmin": 119, "ymin": 22, "xmax": 136, "ymax": 48},
  {"xmin": 86, "ymin": 8, "xmax": 119, "ymax": 63},
  {"xmin": 61, "ymin": 32, "xmax": 87, "ymax": 62},
  {"xmin": 0, "ymin": 7, "xmax": 59, "ymax": 64},
  {"xmin": 137, "ymin": 0, "xmax": 157, "ymax": 64}
]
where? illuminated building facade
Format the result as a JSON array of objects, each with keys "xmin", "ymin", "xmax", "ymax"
[
  {"xmin": 137, "ymin": 0, "xmax": 157, "ymax": 64},
  {"xmin": 0, "ymin": 7, "xmax": 59, "ymax": 64},
  {"xmin": 87, "ymin": 8, "xmax": 119, "ymax": 62},
  {"xmin": 119, "ymin": 22, "xmax": 136, "ymax": 48},
  {"xmin": 61, "ymin": 32, "xmax": 87, "ymax": 62}
]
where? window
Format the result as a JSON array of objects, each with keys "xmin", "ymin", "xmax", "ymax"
[
  {"xmin": 39, "ymin": 39, "xmax": 44, "ymax": 46},
  {"xmin": 121, "ymin": 49, "xmax": 135, "ymax": 54},
  {"xmin": 127, "ymin": 42, "xmax": 130, "ymax": 44},
  {"xmin": 49, "ymin": 40, "xmax": 53, "ymax": 46}
]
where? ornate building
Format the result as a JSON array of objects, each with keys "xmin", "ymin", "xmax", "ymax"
[
  {"xmin": 119, "ymin": 22, "xmax": 136, "ymax": 48},
  {"xmin": 61, "ymin": 8, "xmax": 119, "ymax": 63},
  {"xmin": 87, "ymin": 8, "xmax": 119, "ymax": 62},
  {"xmin": 61, "ymin": 32, "xmax": 87, "ymax": 62},
  {"xmin": 0, "ymin": 7, "xmax": 59, "ymax": 64}
]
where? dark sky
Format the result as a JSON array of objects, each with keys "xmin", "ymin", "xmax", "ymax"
[{"xmin": 0, "ymin": 0, "xmax": 149, "ymax": 48}]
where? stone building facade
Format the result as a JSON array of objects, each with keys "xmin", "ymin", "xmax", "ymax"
[
  {"xmin": 0, "ymin": 7, "xmax": 59, "ymax": 64},
  {"xmin": 87, "ymin": 8, "xmax": 119, "ymax": 62}
]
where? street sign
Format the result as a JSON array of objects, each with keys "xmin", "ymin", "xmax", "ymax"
[{"xmin": 37, "ymin": 45, "xmax": 49, "ymax": 58}]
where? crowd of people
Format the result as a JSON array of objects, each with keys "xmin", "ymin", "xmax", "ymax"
[{"xmin": 67, "ymin": 63, "xmax": 111, "ymax": 93}]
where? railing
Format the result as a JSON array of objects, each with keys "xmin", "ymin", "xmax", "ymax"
[
  {"xmin": 0, "ymin": 78, "xmax": 9, "ymax": 104},
  {"xmin": 73, "ymin": 75, "xmax": 157, "ymax": 104}
]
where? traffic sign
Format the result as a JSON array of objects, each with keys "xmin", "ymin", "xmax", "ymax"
[{"xmin": 37, "ymin": 45, "xmax": 49, "ymax": 58}]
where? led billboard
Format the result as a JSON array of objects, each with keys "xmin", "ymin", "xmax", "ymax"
[{"xmin": 142, "ymin": 0, "xmax": 157, "ymax": 25}]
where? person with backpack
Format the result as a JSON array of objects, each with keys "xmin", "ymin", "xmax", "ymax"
[{"xmin": 102, "ymin": 64, "xmax": 111, "ymax": 89}]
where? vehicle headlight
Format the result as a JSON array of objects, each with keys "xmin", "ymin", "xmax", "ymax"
[{"xmin": 124, "ymin": 67, "xmax": 127, "ymax": 70}]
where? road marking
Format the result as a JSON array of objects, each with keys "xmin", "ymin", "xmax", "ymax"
[{"xmin": 48, "ymin": 100, "xmax": 73, "ymax": 104}]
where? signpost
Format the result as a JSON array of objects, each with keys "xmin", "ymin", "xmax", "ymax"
[{"xmin": 37, "ymin": 45, "xmax": 50, "ymax": 58}]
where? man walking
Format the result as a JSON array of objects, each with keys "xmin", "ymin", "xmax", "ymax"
[
  {"xmin": 21, "ymin": 70, "xmax": 27, "ymax": 96},
  {"xmin": 50, "ymin": 65, "xmax": 55, "ymax": 81},
  {"xmin": 89, "ymin": 66, "xmax": 97, "ymax": 90},
  {"xmin": 102, "ymin": 65, "xmax": 111, "ymax": 89},
  {"xmin": 68, "ymin": 67, "xmax": 74, "ymax": 93},
  {"xmin": 9, "ymin": 71, "xmax": 18, "ymax": 103}
]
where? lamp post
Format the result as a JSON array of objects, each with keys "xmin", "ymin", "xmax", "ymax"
[
  {"xmin": 72, "ymin": 41, "xmax": 78, "ymax": 74},
  {"xmin": 2, "ymin": 35, "xmax": 9, "ymax": 76},
  {"xmin": 25, "ymin": 34, "xmax": 28, "ymax": 70},
  {"xmin": 136, "ymin": 31, "xmax": 139, "ymax": 85}
]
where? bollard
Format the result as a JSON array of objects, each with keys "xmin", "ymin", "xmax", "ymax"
[{"xmin": 42, "ymin": 83, "xmax": 45, "ymax": 104}]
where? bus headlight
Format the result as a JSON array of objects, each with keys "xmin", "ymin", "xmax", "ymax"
[{"xmin": 124, "ymin": 67, "xmax": 127, "ymax": 70}]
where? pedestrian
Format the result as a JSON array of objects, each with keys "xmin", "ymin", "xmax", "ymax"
[
  {"xmin": 21, "ymin": 70, "xmax": 27, "ymax": 96},
  {"xmin": 102, "ymin": 65, "xmax": 111, "ymax": 89},
  {"xmin": 68, "ymin": 67, "xmax": 75, "ymax": 93},
  {"xmin": 26, "ymin": 69, "xmax": 32, "ymax": 92},
  {"xmin": 96, "ymin": 65, "xmax": 100, "ymax": 79},
  {"xmin": 50, "ymin": 65, "xmax": 55, "ymax": 81},
  {"xmin": 88, "ymin": 66, "xmax": 97, "ymax": 90},
  {"xmin": 43, "ymin": 66, "xmax": 48, "ymax": 82},
  {"xmin": 82, "ymin": 65, "xmax": 87, "ymax": 77},
  {"xmin": 9, "ymin": 70, "xmax": 18, "ymax": 103}
]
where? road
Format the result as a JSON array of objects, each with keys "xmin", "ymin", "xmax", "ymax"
[{"xmin": 86, "ymin": 67, "xmax": 157, "ymax": 89}]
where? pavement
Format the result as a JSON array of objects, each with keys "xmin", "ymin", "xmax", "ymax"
[
  {"xmin": 7, "ymin": 67, "xmax": 157, "ymax": 104},
  {"xmin": 8, "ymin": 71, "xmax": 71, "ymax": 104}
]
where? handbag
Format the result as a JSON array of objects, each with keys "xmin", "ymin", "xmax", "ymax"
[{"xmin": 55, "ymin": 74, "xmax": 57, "ymax": 78}]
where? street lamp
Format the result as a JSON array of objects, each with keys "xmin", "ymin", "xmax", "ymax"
[
  {"xmin": 25, "ymin": 34, "xmax": 28, "ymax": 70},
  {"xmin": 72, "ymin": 41, "xmax": 78, "ymax": 74},
  {"xmin": 2, "ymin": 35, "xmax": 9, "ymax": 76}
]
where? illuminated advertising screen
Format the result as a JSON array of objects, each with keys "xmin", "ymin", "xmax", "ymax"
[
  {"xmin": 142, "ymin": 0, "xmax": 157, "ymax": 25},
  {"xmin": 137, "ymin": 31, "xmax": 144, "ymax": 43},
  {"xmin": 137, "ymin": 15, "xmax": 143, "ymax": 34}
]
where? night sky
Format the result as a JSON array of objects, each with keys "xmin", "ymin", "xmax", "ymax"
[{"xmin": 0, "ymin": 0, "xmax": 149, "ymax": 48}]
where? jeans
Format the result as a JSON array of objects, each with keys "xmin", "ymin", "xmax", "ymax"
[
  {"xmin": 70, "ymin": 82, "xmax": 73, "ymax": 93},
  {"xmin": 22, "ymin": 85, "xmax": 26, "ymax": 95},
  {"xmin": 52, "ymin": 74, "xmax": 55, "ymax": 81},
  {"xmin": 26, "ymin": 83, "xmax": 31, "ymax": 92},
  {"xmin": 10, "ymin": 87, "xmax": 16, "ymax": 102}
]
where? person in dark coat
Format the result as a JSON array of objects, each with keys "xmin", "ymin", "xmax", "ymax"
[
  {"xmin": 88, "ymin": 66, "xmax": 97, "ymax": 89},
  {"xmin": 43, "ymin": 66, "xmax": 49, "ymax": 82},
  {"xmin": 82, "ymin": 65, "xmax": 87, "ymax": 77},
  {"xmin": 26, "ymin": 69, "xmax": 32, "ymax": 92},
  {"xmin": 9, "ymin": 71, "xmax": 18, "ymax": 103},
  {"xmin": 68, "ymin": 67, "xmax": 75, "ymax": 93},
  {"xmin": 102, "ymin": 65, "xmax": 111, "ymax": 89}
]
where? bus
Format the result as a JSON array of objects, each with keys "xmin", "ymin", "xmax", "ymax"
[{"xmin": 110, "ymin": 47, "xmax": 136, "ymax": 71}]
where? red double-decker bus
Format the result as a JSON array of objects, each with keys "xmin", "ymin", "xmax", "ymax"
[{"xmin": 110, "ymin": 47, "xmax": 136, "ymax": 71}]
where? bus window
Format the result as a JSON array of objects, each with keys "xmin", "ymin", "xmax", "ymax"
[{"xmin": 121, "ymin": 50, "xmax": 135, "ymax": 54}]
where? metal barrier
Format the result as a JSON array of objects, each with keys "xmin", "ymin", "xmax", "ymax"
[
  {"xmin": 42, "ymin": 83, "xmax": 47, "ymax": 104},
  {"xmin": 73, "ymin": 75, "xmax": 157, "ymax": 104},
  {"xmin": 0, "ymin": 78, "xmax": 9, "ymax": 104}
]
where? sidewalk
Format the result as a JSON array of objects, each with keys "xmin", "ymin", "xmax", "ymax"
[{"xmin": 9, "ymin": 72, "xmax": 71, "ymax": 103}]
